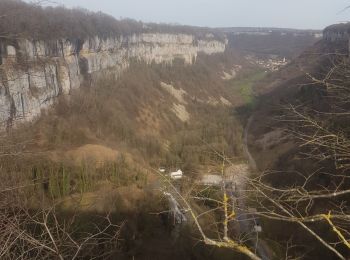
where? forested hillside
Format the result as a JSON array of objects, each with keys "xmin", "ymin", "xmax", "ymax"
[
  {"xmin": 245, "ymin": 24, "xmax": 350, "ymax": 259},
  {"xmin": 1, "ymin": 1, "xmax": 345, "ymax": 259},
  {"xmin": 0, "ymin": 0, "xmax": 224, "ymax": 40}
]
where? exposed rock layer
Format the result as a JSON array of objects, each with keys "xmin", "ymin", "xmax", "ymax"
[
  {"xmin": 323, "ymin": 23, "xmax": 350, "ymax": 42},
  {"xmin": 0, "ymin": 33, "xmax": 226, "ymax": 125},
  {"xmin": 323, "ymin": 24, "xmax": 350, "ymax": 55}
]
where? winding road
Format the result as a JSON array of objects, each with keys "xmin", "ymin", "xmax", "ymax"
[
  {"xmin": 160, "ymin": 114, "xmax": 272, "ymax": 259},
  {"xmin": 236, "ymin": 114, "xmax": 272, "ymax": 260}
]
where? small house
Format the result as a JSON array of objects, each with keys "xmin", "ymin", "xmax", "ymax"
[{"xmin": 169, "ymin": 169, "xmax": 183, "ymax": 180}]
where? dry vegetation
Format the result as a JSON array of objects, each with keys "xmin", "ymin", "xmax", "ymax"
[
  {"xmin": 160, "ymin": 52, "xmax": 350, "ymax": 259},
  {"xmin": 0, "ymin": 47, "xmax": 252, "ymax": 258},
  {"xmin": 240, "ymin": 39, "xmax": 350, "ymax": 259},
  {"xmin": 1, "ymin": 1, "xmax": 339, "ymax": 259}
]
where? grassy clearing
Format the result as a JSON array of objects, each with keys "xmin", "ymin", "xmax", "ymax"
[{"xmin": 230, "ymin": 69, "xmax": 267, "ymax": 107}]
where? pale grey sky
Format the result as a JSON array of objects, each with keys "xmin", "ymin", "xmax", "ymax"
[{"xmin": 40, "ymin": 0, "xmax": 350, "ymax": 29}]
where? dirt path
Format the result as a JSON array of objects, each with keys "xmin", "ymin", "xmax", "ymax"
[
  {"xmin": 243, "ymin": 115, "xmax": 257, "ymax": 171},
  {"xmin": 223, "ymin": 114, "xmax": 273, "ymax": 260}
]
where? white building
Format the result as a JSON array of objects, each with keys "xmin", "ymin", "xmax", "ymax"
[
  {"xmin": 169, "ymin": 169, "xmax": 183, "ymax": 180},
  {"xmin": 200, "ymin": 175, "xmax": 223, "ymax": 186}
]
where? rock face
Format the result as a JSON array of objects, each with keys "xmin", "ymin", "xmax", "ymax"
[
  {"xmin": 323, "ymin": 24, "xmax": 350, "ymax": 42},
  {"xmin": 323, "ymin": 24, "xmax": 350, "ymax": 56},
  {"xmin": 0, "ymin": 33, "xmax": 226, "ymax": 126}
]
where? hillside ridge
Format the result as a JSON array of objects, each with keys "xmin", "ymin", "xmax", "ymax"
[{"xmin": 0, "ymin": 33, "xmax": 226, "ymax": 127}]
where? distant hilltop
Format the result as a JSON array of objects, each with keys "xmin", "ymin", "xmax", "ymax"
[{"xmin": 218, "ymin": 27, "xmax": 323, "ymax": 38}]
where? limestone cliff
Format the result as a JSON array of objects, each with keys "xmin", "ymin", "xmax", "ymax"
[
  {"xmin": 323, "ymin": 23, "xmax": 350, "ymax": 55},
  {"xmin": 0, "ymin": 33, "xmax": 226, "ymax": 126},
  {"xmin": 323, "ymin": 23, "xmax": 350, "ymax": 42}
]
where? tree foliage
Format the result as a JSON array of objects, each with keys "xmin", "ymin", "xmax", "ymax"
[{"xmin": 0, "ymin": 0, "xmax": 225, "ymax": 41}]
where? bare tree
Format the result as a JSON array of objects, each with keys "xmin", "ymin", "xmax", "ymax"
[
  {"xmin": 245, "ymin": 55, "xmax": 350, "ymax": 259},
  {"xmin": 159, "ymin": 158, "xmax": 263, "ymax": 260},
  {"xmin": 159, "ymin": 55, "xmax": 350, "ymax": 260},
  {"xmin": 0, "ymin": 198, "xmax": 123, "ymax": 259}
]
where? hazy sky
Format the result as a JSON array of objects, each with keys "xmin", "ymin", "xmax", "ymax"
[{"xmin": 40, "ymin": 0, "xmax": 350, "ymax": 29}]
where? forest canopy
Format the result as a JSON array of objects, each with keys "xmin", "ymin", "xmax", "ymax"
[{"xmin": 0, "ymin": 0, "xmax": 225, "ymax": 41}]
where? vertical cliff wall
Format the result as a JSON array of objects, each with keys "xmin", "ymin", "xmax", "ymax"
[
  {"xmin": 0, "ymin": 33, "xmax": 226, "ymax": 126},
  {"xmin": 323, "ymin": 24, "xmax": 350, "ymax": 42},
  {"xmin": 323, "ymin": 23, "xmax": 350, "ymax": 56}
]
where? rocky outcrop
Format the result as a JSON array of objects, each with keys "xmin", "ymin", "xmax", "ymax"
[
  {"xmin": 323, "ymin": 23, "xmax": 350, "ymax": 42},
  {"xmin": 0, "ymin": 33, "xmax": 226, "ymax": 126},
  {"xmin": 322, "ymin": 24, "xmax": 350, "ymax": 58}
]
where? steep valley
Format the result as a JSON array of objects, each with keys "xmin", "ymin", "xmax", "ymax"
[
  {"xmin": 244, "ymin": 24, "xmax": 350, "ymax": 260},
  {"xmin": 1, "ymin": 50, "xmax": 254, "ymax": 259},
  {"xmin": 2, "ymin": 1, "xmax": 347, "ymax": 260}
]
